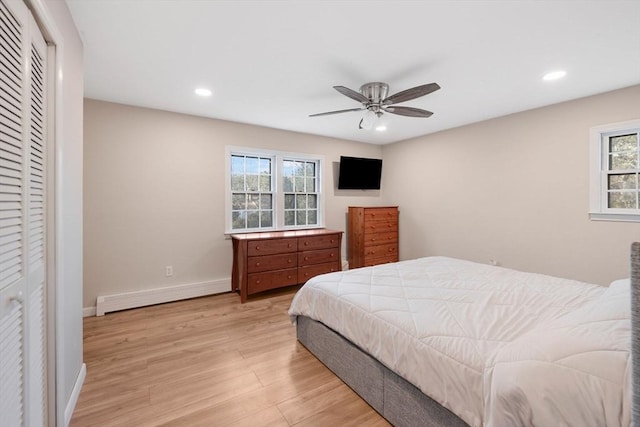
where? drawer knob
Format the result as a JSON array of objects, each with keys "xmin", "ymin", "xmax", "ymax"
[
  {"xmin": 288, "ymin": 259, "xmax": 293, "ymax": 263},
  {"xmin": 330, "ymin": 253, "xmax": 334, "ymax": 257},
  {"xmin": 288, "ymin": 275, "xmax": 292, "ymax": 279},
  {"xmin": 256, "ymin": 262, "xmax": 260, "ymax": 267},
  {"xmin": 255, "ymin": 246, "xmax": 260, "ymax": 250},
  {"xmin": 330, "ymin": 239, "xmax": 335, "ymax": 243},
  {"xmin": 304, "ymin": 241, "xmax": 309, "ymax": 246},
  {"xmin": 371, "ymin": 238, "xmax": 376, "ymax": 242},
  {"xmin": 304, "ymin": 272, "xmax": 309, "ymax": 276},
  {"xmin": 288, "ymin": 243, "xmax": 292, "ymax": 247},
  {"xmin": 304, "ymin": 256, "xmax": 309, "ymax": 261},
  {"xmin": 256, "ymin": 280, "xmax": 261, "ymax": 284}
]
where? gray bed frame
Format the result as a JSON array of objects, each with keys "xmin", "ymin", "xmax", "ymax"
[{"xmin": 296, "ymin": 242, "xmax": 640, "ymax": 427}]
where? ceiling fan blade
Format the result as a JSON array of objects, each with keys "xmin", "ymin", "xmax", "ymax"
[
  {"xmin": 382, "ymin": 106, "xmax": 433, "ymax": 118},
  {"xmin": 382, "ymin": 83, "xmax": 440, "ymax": 105},
  {"xmin": 333, "ymin": 86, "xmax": 370, "ymax": 104},
  {"xmin": 309, "ymin": 107, "xmax": 364, "ymax": 117}
]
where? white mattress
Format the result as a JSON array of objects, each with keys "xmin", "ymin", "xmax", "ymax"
[{"xmin": 288, "ymin": 257, "xmax": 631, "ymax": 427}]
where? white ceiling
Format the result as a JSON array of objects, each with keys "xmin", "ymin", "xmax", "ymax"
[{"xmin": 66, "ymin": 0, "xmax": 640, "ymax": 145}]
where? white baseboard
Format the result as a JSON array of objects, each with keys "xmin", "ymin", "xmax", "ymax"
[
  {"xmin": 82, "ymin": 306, "xmax": 96, "ymax": 317},
  {"xmin": 95, "ymin": 278, "xmax": 231, "ymax": 316},
  {"xmin": 64, "ymin": 363, "xmax": 86, "ymax": 426}
]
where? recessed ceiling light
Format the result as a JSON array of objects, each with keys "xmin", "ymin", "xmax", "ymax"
[
  {"xmin": 543, "ymin": 70, "xmax": 566, "ymax": 81},
  {"xmin": 375, "ymin": 125, "xmax": 387, "ymax": 132},
  {"xmin": 194, "ymin": 87, "xmax": 212, "ymax": 97}
]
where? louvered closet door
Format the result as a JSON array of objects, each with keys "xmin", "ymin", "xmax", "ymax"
[{"xmin": 0, "ymin": 0, "xmax": 48, "ymax": 425}]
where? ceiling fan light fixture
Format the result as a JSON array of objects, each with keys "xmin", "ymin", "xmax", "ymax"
[{"xmin": 359, "ymin": 109, "xmax": 377, "ymax": 130}]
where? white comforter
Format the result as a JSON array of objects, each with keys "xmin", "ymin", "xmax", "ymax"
[{"xmin": 287, "ymin": 257, "xmax": 631, "ymax": 427}]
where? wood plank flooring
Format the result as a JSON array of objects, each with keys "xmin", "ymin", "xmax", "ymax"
[{"xmin": 70, "ymin": 286, "xmax": 390, "ymax": 426}]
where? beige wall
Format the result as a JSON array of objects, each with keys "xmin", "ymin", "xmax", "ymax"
[
  {"xmin": 83, "ymin": 100, "xmax": 385, "ymax": 308},
  {"xmin": 382, "ymin": 85, "xmax": 640, "ymax": 286}
]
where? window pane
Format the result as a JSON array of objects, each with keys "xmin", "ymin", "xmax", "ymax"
[
  {"xmin": 232, "ymin": 193, "xmax": 246, "ymax": 210},
  {"xmin": 248, "ymin": 194, "xmax": 260, "ymax": 209},
  {"xmin": 308, "ymin": 210, "xmax": 317, "ymax": 224},
  {"xmin": 305, "ymin": 162, "xmax": 315, "ymax": 176},
  {"xmin": 246, "ymin": 157, "xmax": 259, "ymax": 174},
  {"xmin": 609, "ymin": 152, "xmax": 638, "ymax": 170},
  {"xmin": 608, "ymin": 173, "xmax": 637, "ymax": 190},
  {"xmin": 306, "ymin": 177, "xmax": 315, "ymax": 192},
  {"xmin": 608, "ymin": 191, "xmax": 637, "ymax": 209},
  {"xmin": 296, "ymin": 210, "xmax": 307, "ymax": 225},
  {"xmin": 260, "ymin": 211, "xmax": 272, "ymax": 227},
  {"xmin": 259, "ymin": 158, "xmax": 271, "ymax": 174},
  {"xmin": 308, "ymin": 194, "xmax": 317, "ymax": 209},
  {"xmin": 283, "ymin": 176, "xmax": 293, "ymax": 192},
  {"xmin": 231, "ymin": 156, "xmax": 244, "ymax": 174},
  {"xmin": 284, "ymin": 210, "xmax": 295, "ymax": 225},
  {"xmin": 247, "ymin": 211, "xmax": 260, "ymax": 228},
  {"xmin": 610, "ymin": 134, "xmax": 637, "ymax": 152},
  {"xmin": 231, "ymin": 211, "xmax": 246, "ymax": 229},
  {"xmin": 231, "ymin": 174, "xmax": 244, "ymax": 191},
  {"xmin": 259, "ymin": 174, "xmax": 271, "ymax": 191},
  {"xmin": 295, "ymin": 177, "xmax": 305, "ymax": 192},
  {"xmin": 296, "ymin": 194, "xmax": 307, "ymax": 209},
  {"xmin": 246, "ymin": 174, "xmax": 259, "ymax": 191},
  {"xmin": 260, "ymin": 194, "xmax": 272, "ymax": 209},
  {"xmin": 284, "ymin": 194, "xmax": 295, "ymax": 209}
]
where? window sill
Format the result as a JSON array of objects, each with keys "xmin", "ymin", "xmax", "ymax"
[{"xmin": 589, "ymin": 212, "xmax": 640, "ymax": 223}]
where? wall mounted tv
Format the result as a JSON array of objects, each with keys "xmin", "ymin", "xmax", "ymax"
[{"xmin": 338, "ymin": 156, "xmax": 383, "ymax": 190}]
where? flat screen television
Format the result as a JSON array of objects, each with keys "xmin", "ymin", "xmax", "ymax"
[{"xmin": 338, "ymin": 156, "xmax": 383, "ymax": 190}]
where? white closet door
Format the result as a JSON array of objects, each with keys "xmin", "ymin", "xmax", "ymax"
[
  {"xmin": 26, "ymin": 10, "xmax": 47, "ymax": 426},
  {"xmin": 0, "ymin": 0, "xmax": 48, "ymax": 425}
]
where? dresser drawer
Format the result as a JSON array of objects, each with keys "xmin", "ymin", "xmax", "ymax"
[
  {"xmin": 364, "ymin": 242, "xmax": 398, "ymax": 258},
  {"xmin": 298, "ymin": 261, "xmax": 341, "ymax": 283},
  {"xmin": 247, "ymin": 253, "xmax": 297, "ymax": 273},
  {"xmin": 363, "ymin": 230, "xmax": 398, "ymax": 245},
  {"xmin": 363, "ymin": 218, "xmax": 398, "ymax": 233},
  {"xmin": 298, "ymin": 233, "xmax": 341, "ymax": 251},
  {"xmin": 362, "ymin": 207, "xmax": 398, "ymax": 221},
  {"xmin": 247, "ymin": 238, "xmax": 297, "ymax": 256},
  {"xmin": 248, "ymin": 268, "xmax": 298, "ymax": 294},
  {"xmin": 298, "ymin": 248, "xmax": 339, "ymax": 266},
  {"xmin": 364, "ymin": 255, "xmax": 397, "ymax": 267}
]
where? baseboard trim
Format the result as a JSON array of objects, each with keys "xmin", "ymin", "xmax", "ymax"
[
  {"xmin": 95, "ymin": 278, "xmax": 231, "ymax": 316},
  {"xmin": 82, "ymin": 306, "xmax": 96, "ymax": 317},
  {"xmin": 64, "ymin": 363, "xmax": 86, "ymax": 426}
]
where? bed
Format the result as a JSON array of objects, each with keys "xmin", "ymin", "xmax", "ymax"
[{"xmin": 288, "ymin": 246, "xmax": 639, "ymax": 427}]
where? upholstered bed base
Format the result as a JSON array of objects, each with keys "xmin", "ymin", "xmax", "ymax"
[{"xmin": 296, "ymin": 315, "xmax": 468, "ymax": 427}]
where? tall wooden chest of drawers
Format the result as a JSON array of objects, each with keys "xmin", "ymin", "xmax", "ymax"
[
  {"xmin": 231, "ymin": 229, "xmax": 342, "ymax": 303},
  {"xmin": 347, "ymin": 206, "xmax": 398, "ymax": 269}
]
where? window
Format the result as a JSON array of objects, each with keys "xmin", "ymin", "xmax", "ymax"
[
  {"xmin": 226, "ymin": 147, "xmax": 323, "ymax": 232},
  {"xmin": 589, "ymin": 119, "xmax": 640, "ymax": 222}
]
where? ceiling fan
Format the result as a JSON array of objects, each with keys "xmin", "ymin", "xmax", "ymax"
[{"xmin": 310, "ymin": 82, "xmax": 440, "ymax": 129}]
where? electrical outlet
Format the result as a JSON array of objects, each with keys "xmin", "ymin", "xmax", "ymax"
[{"xmin": 165, "ymin": 265, "xmax": 173, "ymax": 277}]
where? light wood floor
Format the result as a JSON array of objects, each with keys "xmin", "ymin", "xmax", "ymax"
[{"xmin": 70, "ymin": 286, "xmax": 390, "ymax": 426}]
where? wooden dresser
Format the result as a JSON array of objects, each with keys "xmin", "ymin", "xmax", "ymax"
[
  {"xmin": 347, "ymin": 206, "xmax": 399, "ymax": 269},
  {"xmin": 231, "ymin": 229, "xmax": 343, "ymax": 303}
]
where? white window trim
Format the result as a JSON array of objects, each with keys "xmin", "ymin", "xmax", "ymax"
[
  {"xmin": 225, "ymin": 145, "xmax": 325, "ymax": 233},
  {"xmin": 589, "ymin": 118, "xmax": 640, "ymax": 222}
]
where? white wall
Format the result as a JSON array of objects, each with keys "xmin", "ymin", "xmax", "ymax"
[
  {"xmin": 83, "ymin": 100, "xmax": 385, "ymax": 308},
  {"xmin": 35, "ymin": 0, "xmax": 84, "ymax": 424},
  {"xmin": 382, "ymin": 85, "xmax": 640, "ymax": 286}
]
